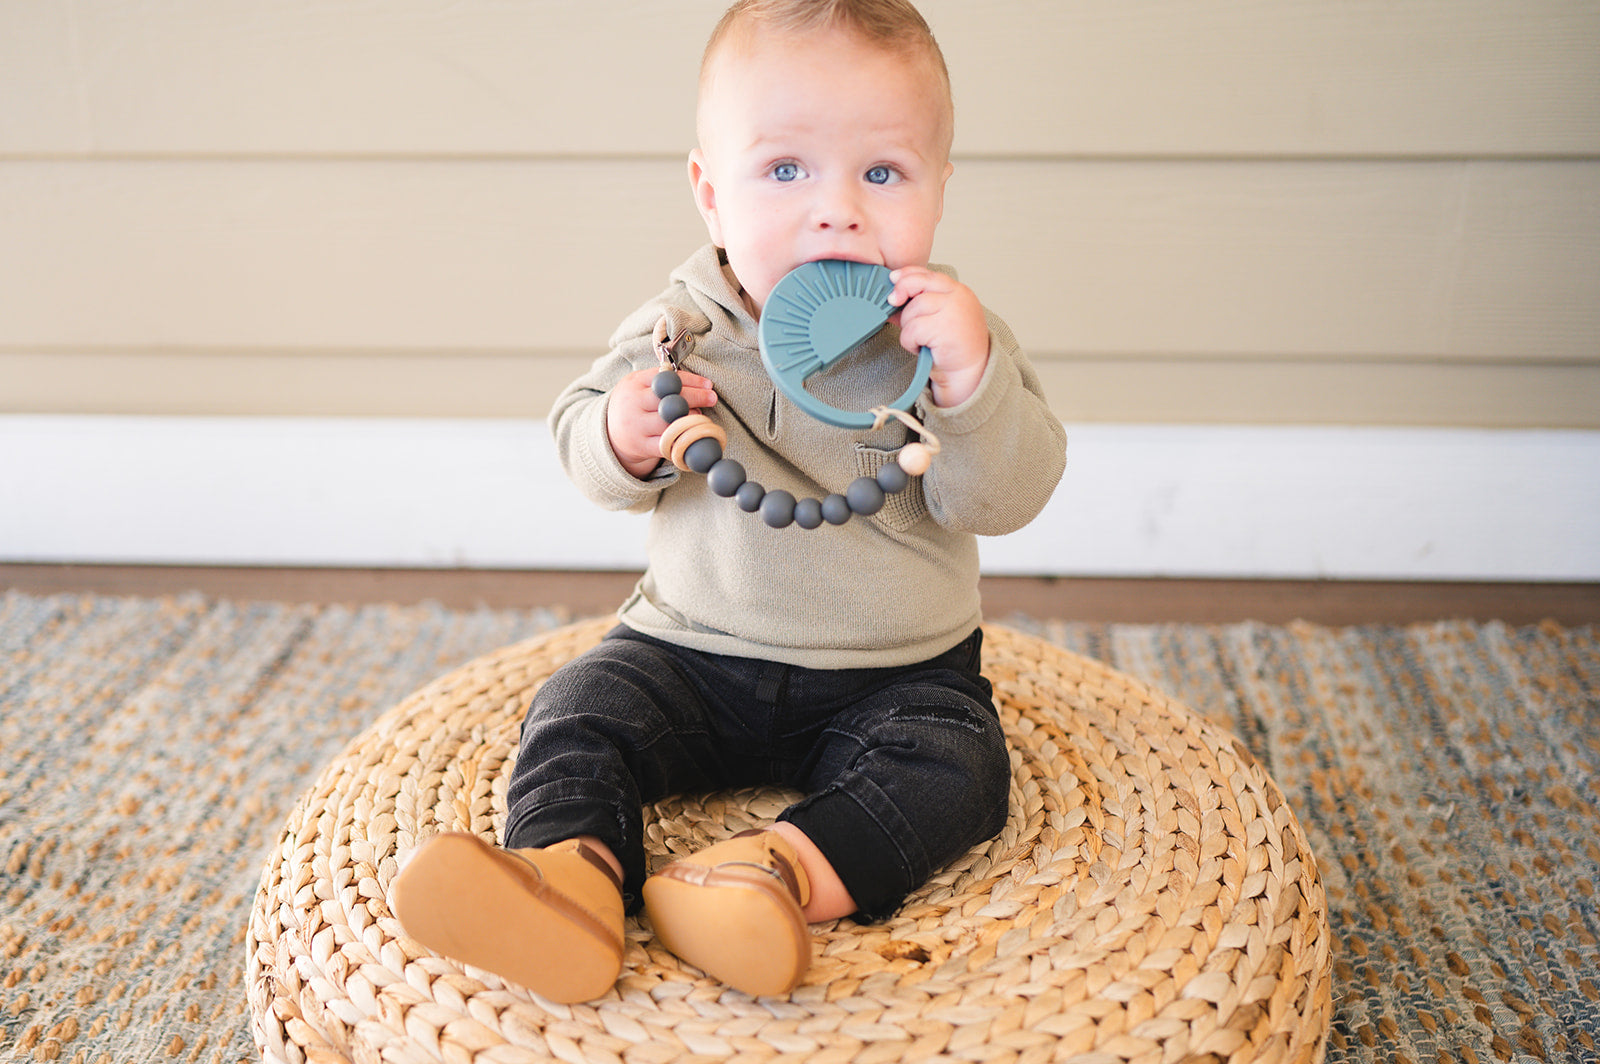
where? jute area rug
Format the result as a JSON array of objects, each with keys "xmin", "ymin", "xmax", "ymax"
[{"xmin": 1, "ymin": 591, "xmax": 1596, "ymax": 1064}]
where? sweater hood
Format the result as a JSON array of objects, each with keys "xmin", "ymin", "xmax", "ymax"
[{"xmin": 606, "ymin": 245, "xmax": 748, "ymax": 354}]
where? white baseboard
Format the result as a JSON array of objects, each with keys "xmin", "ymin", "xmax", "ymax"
[{"xmin": 3, "ymin": 415, "xmax": 1597, "ymax": 581}]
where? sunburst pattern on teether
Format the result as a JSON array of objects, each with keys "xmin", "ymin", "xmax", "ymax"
[
  {"xmin": 761, "ymin": 260, "xmax": 896, "ymax": 378},
  {"xmin": 758, "ymin": 260, "xmax": 933, "ymax": 430}
]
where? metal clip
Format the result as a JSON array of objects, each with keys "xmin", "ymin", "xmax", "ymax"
[{"xmin": 652, "ymin": 314, "xmax": 696, "ymax": 370}]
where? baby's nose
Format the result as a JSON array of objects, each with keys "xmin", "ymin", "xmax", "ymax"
[{"xmin": 813, "ymin": 184, "xmax": 863, "ymax": 230}]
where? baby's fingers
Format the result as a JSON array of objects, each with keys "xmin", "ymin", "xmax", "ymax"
[
  {"xmin": 887, "ymin": 265, "xmax": 951, "ymax": 308},
  {"xmin": 671, "ymin": 371, "xmax": 718, "ymax": 411}
]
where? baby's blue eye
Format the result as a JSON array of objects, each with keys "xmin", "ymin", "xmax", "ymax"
[
  {"xmin": 865, "ymin": 165, "xmax": 895, "ymax": 185},
  {"xmin": 772, "ymin": 162, "xmax": 801, "ymax": 181}
]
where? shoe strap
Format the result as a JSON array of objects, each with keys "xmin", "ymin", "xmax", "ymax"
[
  {"xmin": 569, "ymin": 839, "xmax": 624, "ymax": 893},
  {"xmin": 731, "ymin": 830, "xmax": 805, "ymax": 904}
]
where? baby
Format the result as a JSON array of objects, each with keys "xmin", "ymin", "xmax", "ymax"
[{"xmin": 392, "ymin": 0, "xmax": 1066, "ymax": 1001}]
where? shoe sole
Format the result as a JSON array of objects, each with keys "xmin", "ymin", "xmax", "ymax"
[
  {"xmin": 390, "ymin": 833, "xmax": 621, "ymax": 1003},
  {"xmin": 643, "ymin": 862, "xmax": 809, "ymax": 996}
]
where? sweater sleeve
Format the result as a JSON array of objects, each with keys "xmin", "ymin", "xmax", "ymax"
[
  {"xmin": 548, "ymin": 329, "xmax": 680, "ymax": 515},
  {"xmin": 914, "ymin": 311, "xmax": 1067, "ymax": 536}
]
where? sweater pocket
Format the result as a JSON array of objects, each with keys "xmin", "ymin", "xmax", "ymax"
[{"xmin": 854, "ymin": 444, "xmax": 928, "ymax": 532}]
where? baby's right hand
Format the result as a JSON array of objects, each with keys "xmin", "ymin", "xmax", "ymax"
[{"xmin": 607, "ymin": 367, "xmax": 718, "ymax": 479}]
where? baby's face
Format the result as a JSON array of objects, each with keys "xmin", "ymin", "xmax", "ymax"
[{"xmin": 690, "ymin": 26, "xmax": 953, "ymax": 316}]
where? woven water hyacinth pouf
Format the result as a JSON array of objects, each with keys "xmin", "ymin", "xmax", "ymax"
[{"xmin": 247, "ymin": 618, "xmax": 1332, "ymax": 1064}]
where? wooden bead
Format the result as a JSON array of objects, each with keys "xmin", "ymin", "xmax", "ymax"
[
  {"xmin": 659, "ymin": 413, "xmax": 715, "ymax": 464},
  {"xmin": 666, "ymin": 415, "xmax": 728, "ymax": 473},
  {"xmin": 669, "ymin": 428, "xmax": 701, "ymax": 472},
  {"xmin": 897, "ymin": 442, "xmax": 932, "ymax": 476}
]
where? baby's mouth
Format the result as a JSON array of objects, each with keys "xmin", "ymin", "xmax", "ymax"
[{"xmin": 800, "ymin": 254, "xmax": 884, "ymax": 275}]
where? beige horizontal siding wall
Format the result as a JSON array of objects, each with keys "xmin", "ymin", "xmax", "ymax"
[{"xmin": 2, "ymin": 0, "xmax": 1597, "ymax": 427}]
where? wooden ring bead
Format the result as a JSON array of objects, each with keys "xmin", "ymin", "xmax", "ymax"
[
  {"xmin": 669, "ymin": 419, "xmax": 726, "ymax": 474},
  {"xmin": 659, "ymin": 413, "xmax": 716, "ymax": 466}
]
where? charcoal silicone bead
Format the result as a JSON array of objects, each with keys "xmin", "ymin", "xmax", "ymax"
[
  {"xmin": 652, "ymin": 370, "xmax": 682, "ymax": 398},
  {"xmin": 760, "ymin": 490, "xmax": 797, "ymax": 528},
  {"xmin": 876, "ymin": 463, "xmax": 909, "ymax": 494},
  {"xmin": 794, "ymin": 497, "xmax": 824, "ymax": 529},
  {"xmin": 845, "ymin": 477, "xmax": 885, "ymax": 516},
  {"xmin": 658, "ymin": 393, "xmax": 690, "ymax": 423},
  {"xmin": 684, "ymin": 436, "xmax": 722, "ymax": 474},
  {"xmin": 707, "ymin": 458, "xmax": 746, "ymax": 497},
  {"xmin": 821, "ymin": 494, "xmax": 852, "ymax": 525},
  {"xmin": 735, "ymin": 481, "xmax": 766, "ymax": 513}
]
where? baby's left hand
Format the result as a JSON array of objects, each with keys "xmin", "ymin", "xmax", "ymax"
[{"xmin": 889, "ymin": 266, "xmax": 991, "ymax": 409}]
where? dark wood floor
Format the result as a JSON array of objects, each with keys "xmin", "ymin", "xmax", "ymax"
[{"xmin": 4, "ymin": 564, "xmax": 1596, "ymax": 625}]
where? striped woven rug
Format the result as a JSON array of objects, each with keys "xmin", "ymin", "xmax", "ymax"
[{"xmin": 1, "ymin": 591, "xmax": 1596, "ymax": 1064}]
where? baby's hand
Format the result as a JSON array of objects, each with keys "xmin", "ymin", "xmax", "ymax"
[
  {"xmin": 607, "ymin": 367, "xmax": 718, "ymax": 479},
  {"xmin": 889, "ymin": 267, "xmax": 991, "ymax": 409}
]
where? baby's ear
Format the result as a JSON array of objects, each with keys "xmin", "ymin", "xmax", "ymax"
[
  {"xmin": 935, "ymin": 160, "xmax": 954, "ymax": 223},
  {"xmin": 687, "ymin": 149, "xmax": 726, "ymax": 248}
]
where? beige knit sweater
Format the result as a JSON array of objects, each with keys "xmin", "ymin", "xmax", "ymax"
[{"xmin": 550, "ymin": 244, "xmax": 1066, "ymax": 669}]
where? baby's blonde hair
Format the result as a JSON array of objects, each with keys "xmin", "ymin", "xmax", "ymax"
[{"xmin": 699, "ymin": 0, "xmax": 954, "ymax": 154}]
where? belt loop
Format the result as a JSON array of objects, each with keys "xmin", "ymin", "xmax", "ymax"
[{"xmin": 754, "ymin": 660, "xmax": 788, "ymax": 705}]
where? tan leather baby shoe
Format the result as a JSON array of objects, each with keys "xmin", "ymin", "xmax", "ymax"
[
  {"xmin": 390, "ymin": 832, "xmax": 624, "ymax": 1003},
  {"xmin": 642, "ymin": 829, "xmax": 812, "ymax": 996}
]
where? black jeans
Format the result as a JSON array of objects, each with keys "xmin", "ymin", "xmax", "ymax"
[{"xmin": 503, "ymin": 625, "xmax": 1010, "ymax": 921}]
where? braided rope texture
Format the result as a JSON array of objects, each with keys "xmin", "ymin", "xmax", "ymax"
[{"xmin": 246, "ymin": 618, "xmax": 1332, "ymax": 1064}]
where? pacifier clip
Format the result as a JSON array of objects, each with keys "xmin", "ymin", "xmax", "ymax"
[{"xmin": 650, "ymin": 259, "xmax": 941, "ymax": 530}]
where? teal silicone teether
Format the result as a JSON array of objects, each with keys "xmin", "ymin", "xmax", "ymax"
[
  {"xmin": 758, "ymin": 259, "xmax": 933, "ymax": 429},
  {"xmin": 649, "ymin": 258, "xmax": 940, "ymax": 528}
]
